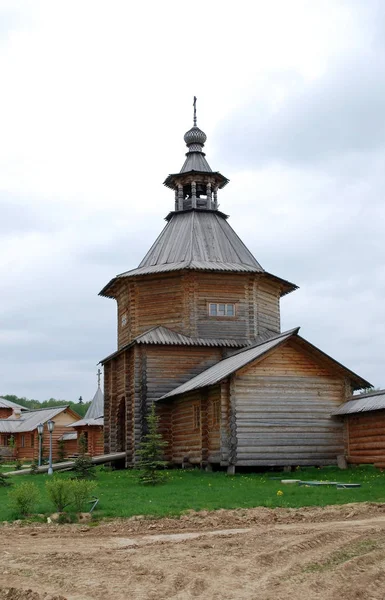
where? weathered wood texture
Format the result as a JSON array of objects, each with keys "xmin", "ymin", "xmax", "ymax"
[
  {"xmin": 232, "ymin": 340, "xmax": 345, "ymax": 466},
  {"xmin": 76, "ymin": 426, "xmax": 104, "ymax": 457},
  {"xmin": 62, "ymin": 437, "xmax": 78, "ymax": 456},
  {"xmin": 344, "ymin": 411, "xmax": 385, "ymax": 467},
  {"xmin": 12, "ymin": 410, "xmax": 80, "ymax": 461},
  {"xmin": 159, "ymin": 385, "xmax": 223, "ymax": 465},
  {"xmin": 0, "ymin": 408, "xmax": 13, "ymax": 418},
  {"xmin": 114, "ymin": 272, "xmax": 282, "ymax": 350}
]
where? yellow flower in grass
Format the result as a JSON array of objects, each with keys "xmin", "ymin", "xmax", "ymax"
[{"xmin": 277, "ymin": 490, "xmax": 284, "ymax": 496}]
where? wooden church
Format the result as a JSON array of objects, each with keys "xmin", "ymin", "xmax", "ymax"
[{"xmin": 100, "ymin": 104, "xmax": 370, "ymax": 470}]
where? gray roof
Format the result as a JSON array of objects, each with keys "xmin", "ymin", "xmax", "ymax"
[
  {"xmin": 180, "ymin": 152, "xmax": 212, "ymax": 173},
  {"xmin": 100, "ymin": 325, "xmax": 248, "ymax": 364},
  {"xmin": 100, "ymin": 210, "xmax": 266, "ymax": 295},
  {"xmin": 159, "ymin": 328, "xmax": 298, "ymax": 400},
  {"xmin": 332, "ymin": 389, "xmax": 385, "ymax": 416},
  {"xmin": 83, "ymin": 386, "xmax": 104, "ymax": 421},
  {"xmin": 0, "ymin": 406, "xmax": 72, "ymax": 433},
  {"xmin": 71, "ymin": 416, "xmax": 104, "ymax": 428},
  {"xmin": 136, "ymin": 326, "xmax": 247, "ymax": 348},
  {"xmin": 0, "ymin": 397, "xmax": 28, "ymax": 411},
  {"xmin": 139, "ymin": 210, "xmax": 262, "ymax": 270}
]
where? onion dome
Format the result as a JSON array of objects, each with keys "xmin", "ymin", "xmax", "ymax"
[{"xmin": 184, "ymin": 126, "xmax": 207, "ymax": 147}]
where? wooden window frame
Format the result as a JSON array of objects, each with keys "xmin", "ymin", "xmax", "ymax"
[
  {"xmin": 207, "ymin": 302, "xmax": 236, "ymax": 318},
  {"xmin": 21, "ymin": 435, "xmax": 25, "ymax": 448},
  {"xmin": 193, "ymin": 403, "xmax": 201, "ymax": 431}
]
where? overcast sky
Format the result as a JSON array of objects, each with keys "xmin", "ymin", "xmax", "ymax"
[{"xmin": 0, "ymin": 0, "xmax": 384, "ymax": 401}]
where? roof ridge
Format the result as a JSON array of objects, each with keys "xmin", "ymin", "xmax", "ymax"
[
  {"xmin": 229, "ymin": 327, "xmax": 300, "ymax": 357},
  {"xmin": 350, "ymin": 388, "xmax": 383, "ymax": 399},
  {"xmin": 22, "ymin": 405, "xmax": 69, "ymax": 413}
]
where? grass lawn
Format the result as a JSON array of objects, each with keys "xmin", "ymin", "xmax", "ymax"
[{"xmin": 0, "ymin": 465, "xmax": 384, "ymax": 522}]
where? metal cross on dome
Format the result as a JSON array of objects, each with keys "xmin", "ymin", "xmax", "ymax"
[
  {"xmin": 193, "ymin": 96, "xmax": 197, "ymax": 126},
  {"xmin": 97, "ymin": 368, "xmax": 102, "ymax": 388}
]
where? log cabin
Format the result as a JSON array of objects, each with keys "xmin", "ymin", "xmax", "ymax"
[
  {"xmin": 0, "ymin": 397, "xmax": 28, "ymax": 419},
  {"xmin": 0, "ymin": 405, "xmax": 80, "ymax": 461},
  {"xmin": 333, "ymin": 389, "xmax": 385, "ymax": 468},
  {"xmin": 99, "ymin": 105, "xmax": 371, "ymax": 470}
]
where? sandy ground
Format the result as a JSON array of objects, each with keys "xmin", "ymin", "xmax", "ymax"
[{"xmin": 1, "ymin": 503, "xmax": 385, "ymax": 599}]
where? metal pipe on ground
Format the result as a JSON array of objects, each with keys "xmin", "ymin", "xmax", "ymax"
[{"xmin": 4, "ymin": 452, "xmax": 127, "ymax": 476}]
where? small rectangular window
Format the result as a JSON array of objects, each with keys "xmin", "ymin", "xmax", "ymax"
[
  {"xmin": 30, "ymin": 434, "xmax": 34, "ymax": 448},
  {"xmin": 21, "ymin": 435, "xmax": 25, "ymax": 448},
  {"xmin": 193, "ymin": 404, "xmax": 201, "ymax": 430},
  {"xmin": 208, "ymin": 303, "xmax": 236, "ymax": 317}
]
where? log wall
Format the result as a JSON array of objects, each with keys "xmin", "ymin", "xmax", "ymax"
[
  {"xmin": 13, "ymin": 409, "xmax": 80, "ymax": 462},
  {"xmin": 232, "ymin": 340, "xmax": 345, "ymax": 466},
  {"xmin": 0, "ymin": 408, "xmax": 13, "ymax": 418},
  {"xmin": 344, "ymin": 412, "xmax": 385, "ymax": 467},
  {"xmin": 114, "ymin": 271, "xmax": 283, "ymax": 351},
  {"xmin": 76, "ymin": 426, "xmax": 104, "ymax": 457}
]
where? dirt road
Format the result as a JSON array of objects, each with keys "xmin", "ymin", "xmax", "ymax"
[{"xmin": 1, "ymin": 503, "xmax": 385, "ymax": 600}]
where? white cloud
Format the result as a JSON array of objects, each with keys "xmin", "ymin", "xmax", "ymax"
[{"xmin": 0, "ymin": 0, "xmax": 383, "ymax": 399}]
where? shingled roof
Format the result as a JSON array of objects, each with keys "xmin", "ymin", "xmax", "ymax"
[{"xmin": 71, "ymin": 384, "xmax": 104, "ymax": 427}]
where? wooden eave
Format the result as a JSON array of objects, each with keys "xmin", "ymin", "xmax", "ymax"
[{"xmin": 163, "ymin": 170, "xmax": 229, "ymax": 190}]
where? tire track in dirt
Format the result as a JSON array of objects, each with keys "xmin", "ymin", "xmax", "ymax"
[{"xmin": 1, "ymin": 505, "xmax": 385, "ymax": 599}]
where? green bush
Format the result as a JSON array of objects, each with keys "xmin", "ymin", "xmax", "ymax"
[
  {"xmin": 71, "ymin": 480, "xmax": 97, "ymax": 512},
  {"xmin": 8, "ymin": 482, "xmax": 39, "ymax": 516},
  {"xmin": 46, "ymin": 477, "xmax": 73, "ymax": 512}
]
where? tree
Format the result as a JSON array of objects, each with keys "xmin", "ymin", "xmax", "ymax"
[
  {"xmin": 138, "ymin": 403, "xmax": 168, "ymax": 485},
  {"xmin": 73, "ymin": 433, "xmax": 96, "ymax": 480}
]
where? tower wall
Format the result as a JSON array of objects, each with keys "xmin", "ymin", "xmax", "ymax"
[{"xmin": 115, "ymin": 271, "xmax": 282, "ymax": 350}]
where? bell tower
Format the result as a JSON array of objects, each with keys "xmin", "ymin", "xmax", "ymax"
[{"xmin": 164, "ymin": 97, "xmax": 229, "ymax": 212}]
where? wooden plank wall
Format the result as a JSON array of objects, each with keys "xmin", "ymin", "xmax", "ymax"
[
  {"xmin": 233, "ymin": 340, "xmax": 345, "ymax": 466},
  {"xmin": 76, "ymin": 426, "xmax": 104, "ymax": 457},
  {"xmin": 114, "ymin": 271, "xmax": 283, "ymax": 352},
  {"xmin": 168, "ymin": 392, "xmax": 203, "ymax": 465},
  {"xmin": 255, "ymin": 279, "xmax": 281, "ymax": 334},
  {"xmin": 145, "ymin": 346, "xmax": 222, "ymax": 402},
  {"xmin": 196, "ymin": 273, "xmax": 252, "ymax": 340},
  {"xmin": 135, "ymin": 275, "xmax": 185, "ymax": 337},
  {"xmin": 345, "ymin": 412, "xmax": 385, "ymax": 467},
  {"xmin": 158, "ymin": 385, "xmax": 223, "ymax": 466},
  {"xmin": 0, "ymin": 408, "xmax": 13, "ymax": 418}
]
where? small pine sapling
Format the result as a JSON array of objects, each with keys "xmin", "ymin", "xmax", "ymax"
[
  {"xmin": 73, "ymin": 433, "xmax": 95, "ymax": 479},
  {"xmin": 138, "ymin": 403, "xmax": 168, "ymax": 485},
  {"xmin": 0, "ymin": 456, "xmax": 10, "ymax": 487},
  {"xmin": 57, "ymin": 439, "xmax": 66, "ymax": 462},
  {"xmin": 30, "ymin": 459, "xmax": 39, "ymax": 475}
]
